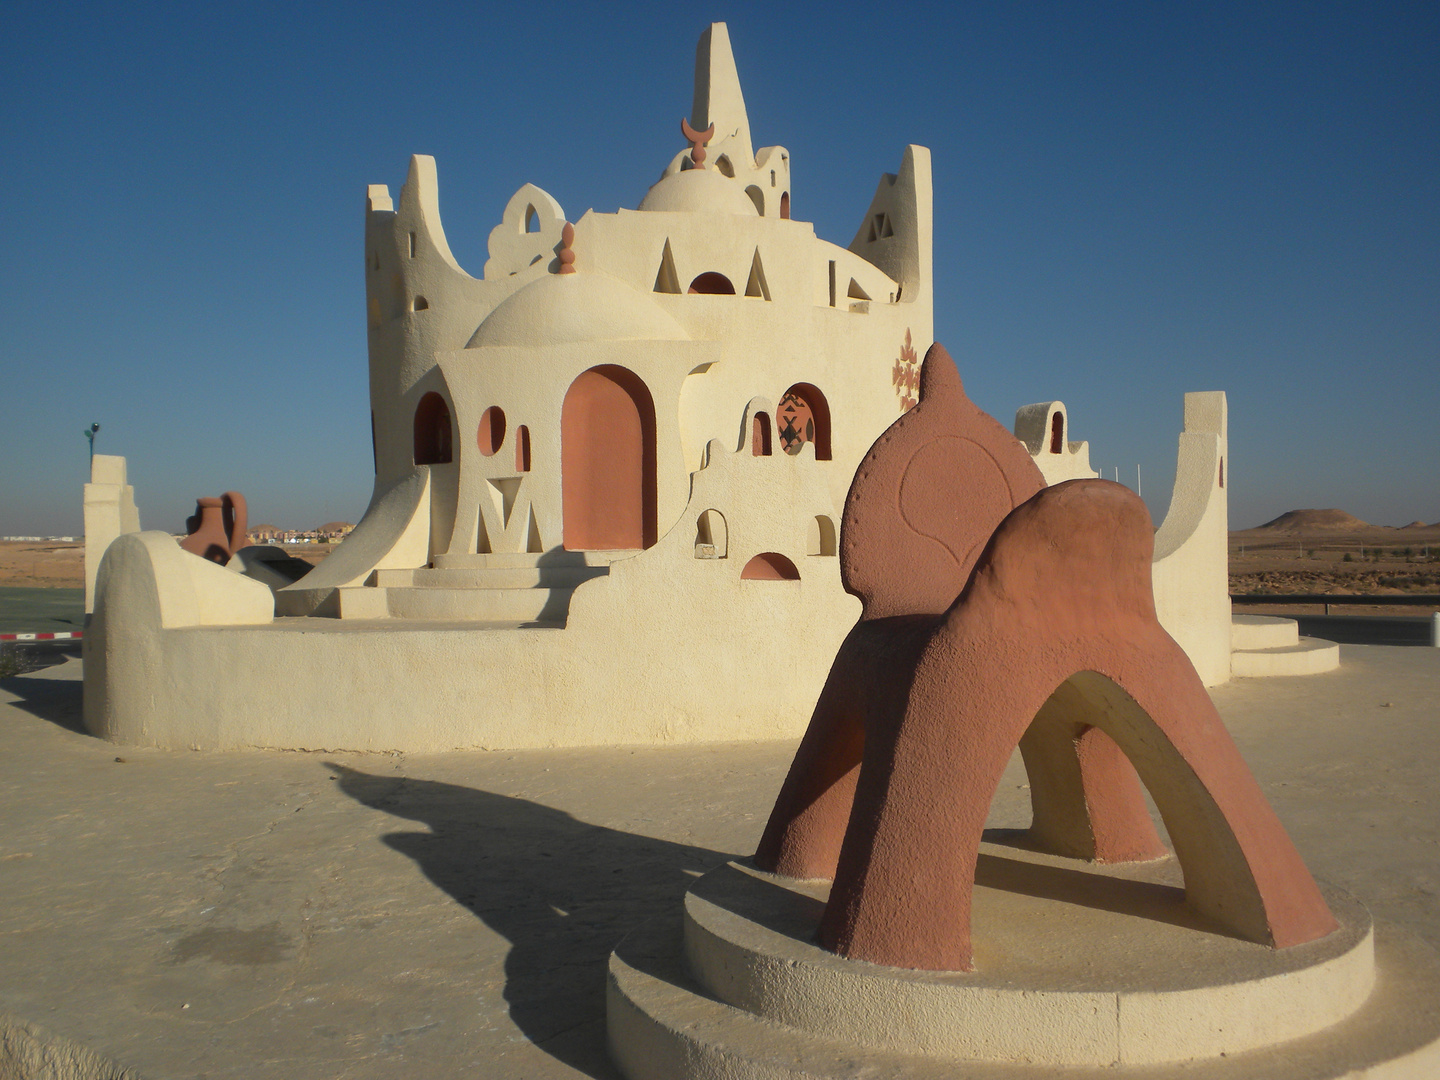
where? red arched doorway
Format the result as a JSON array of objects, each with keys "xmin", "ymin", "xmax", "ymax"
[{"xmin": 562, "ymin": 366, "xmax": 657, "ymax": 550}]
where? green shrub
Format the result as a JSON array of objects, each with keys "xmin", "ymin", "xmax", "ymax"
[{"xmin": 0, "ymin": 644, "xmax": 37, "ymax": 679}]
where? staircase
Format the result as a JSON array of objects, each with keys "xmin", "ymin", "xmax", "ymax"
[
  {"xmin": 333, "ymin": 551, "xmax": 616, "ymax": 624},
  {"xmin": 1231, "ymin": 614, "xmax": 1340, "ymax": 677}
]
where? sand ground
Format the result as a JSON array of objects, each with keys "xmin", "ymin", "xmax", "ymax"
[{"xmin": 1, "ymin": 646, "xmax": 1437, "ymax": 1078}]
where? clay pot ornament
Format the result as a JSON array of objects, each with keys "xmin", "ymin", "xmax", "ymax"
[{"xmin": 179, "ymin": 491, "xmax": 249, "ymax": 564}]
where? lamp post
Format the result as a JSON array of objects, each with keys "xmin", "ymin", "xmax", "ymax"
[{"xmin": 84, "ymin": 422, "xmax": 100, "ymax": 466}]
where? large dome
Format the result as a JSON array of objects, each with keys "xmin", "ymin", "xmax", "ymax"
[
  {"xmin": 466, "ymin": 271, "xmax": 688, "ymax": 349},
  {"xmin": 638, "ymin": 167, "xmax": 760, "ymax": 216}
]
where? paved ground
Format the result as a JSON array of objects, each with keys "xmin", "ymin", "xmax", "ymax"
[{"xmin": 1, "ymin": 647, "xmax": 1438, "ymax": 1079}]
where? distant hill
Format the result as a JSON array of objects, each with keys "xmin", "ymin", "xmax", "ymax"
[
  {"xmin": 1250, "ymin": 509, "xmax": 1370, "ymax": 532},
  {"xmin": 314, "ymin": 522, "xmax": 354, "ymax": 534}
]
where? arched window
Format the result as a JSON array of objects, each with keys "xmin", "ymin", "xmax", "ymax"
[
  {"xmin": 752, "ymin": 412, "xmax": 772, "ymax": 456},
  {"xmin": 688, "ymin": 272, "xmax": 735, "ymax": 295},
  {"xmin": 777, "ymin": 383, "xmax": 832, "ymax": 460},
  {"xmin": 1049, "ymin": 411, "xmax": 1064, "ymax": 454},
  {"xmin": 745, "ymin": 185, "xmax": 764, "ymax": 216},
  {"xmin": 741, "ymin": 552, "xmax": 800, "ymax": 580},
  {"xmin": 413, "ymin": 392, "xmax": 453, "ymax": 465},
  {"xmin": 779, "ymin": 191, "xmax": 790, "ymax": 219},
  {"xmin": 477, "ymin": 406, "xmax": 506, "ymax": 456}
]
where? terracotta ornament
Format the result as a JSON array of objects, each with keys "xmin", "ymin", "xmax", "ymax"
[
  {"xmin": 754, "ymin": 344, "xmax": 1337, "ymax": 971},
  {"xmin": 556, "ymin": 222, "xmax": 576, "ymax": 275},
  {"xmin": 179, "ymin": 491, "xmax": 249, "ymax": 565},
  {"xmin": 681, "ymin": 118, "xmax": 715, "ymax": 168}
]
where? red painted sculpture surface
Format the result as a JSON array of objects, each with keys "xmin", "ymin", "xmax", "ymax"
[
  {"xmin": 179, "ymin": 492, "xmax": 249, "ymax": 565},
  {"xmin": 754, "ymin": 344, "xmax": 1337, "ymax": 972}
]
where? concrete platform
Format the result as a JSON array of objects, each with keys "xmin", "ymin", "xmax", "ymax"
[
  {"xmin": 2, "ymin": 644, "xmax": 1439, "ymax": 1078},
  {"xmin": 1230, "ymin": 613, "xmax": 1342, "ymax": 676}
]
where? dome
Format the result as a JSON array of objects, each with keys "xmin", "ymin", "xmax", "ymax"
[
  {"xmin": 467, "ymin": 271, "xmax": 689, "ymax": 349},
  {"xmin": 637, "ymin": 167, "xmax": 760, "ymax": 216}
]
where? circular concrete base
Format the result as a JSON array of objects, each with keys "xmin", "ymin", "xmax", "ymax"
[{"xmin": 607, "ymin": 845, "xmax": 1440, "ymax": 1079}]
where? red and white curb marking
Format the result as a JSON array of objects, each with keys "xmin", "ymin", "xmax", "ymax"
[{"xmin": 0, "ymin": 631, "xmax": 82, "ymax": 641}]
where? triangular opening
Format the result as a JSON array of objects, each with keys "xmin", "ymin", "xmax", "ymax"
[
  {"xmin": 476, "ymin": 507, "xmax": 492, "ymax": 554},
  {"xmin": 847, "ymin": 278, "xmax": 872, "ymax": 301},
  {"xmin": 488, "ymin": 476, "xmax": 524, "ymax": 527},
  {"xmin": 653, "ymin": 240, "xmax": 681, "ymax": 294},
  {"xmin": 744, "ymin": 249, "xmax": 770, "ymax": 300},
  {"xmin": 880, "ymin": 213, "xmax": 894, "ymax": 238},
  {"xmin": 525, "ymin": 506, "xmax": 544, "ymax": 552}
]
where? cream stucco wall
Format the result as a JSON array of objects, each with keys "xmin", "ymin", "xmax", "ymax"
[
  {"xmin": 85, "ymin": 444, "xmax": 859, "ymax": 751},
  {"xmin": 1151, "ymin": 391, "xmax": 1231, "ymax": 686},
  {"xmin": 83, "ymin": 455, "xmax": 140, "ymax": 614}
]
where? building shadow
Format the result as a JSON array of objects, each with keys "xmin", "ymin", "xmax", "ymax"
[
  {"xmin": 1, "ymin": 651, "xmax": 87, "ymax": 734},
  {"xmin": 327, "ymin": 763, "xmax": 730, "ymax": 1079}
]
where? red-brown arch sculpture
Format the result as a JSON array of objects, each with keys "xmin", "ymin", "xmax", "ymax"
[{"xmin": 754, "ymin": 344, "xmax": 1337, "ymax": 972}]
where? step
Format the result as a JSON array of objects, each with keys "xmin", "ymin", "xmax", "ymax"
[
  {"xmin": 608, "ymin": 865, "xmax": 1440, "ymax": 1080},
  {"xmin": 1232, "ymin": 637, "xmax": 1341, "ymax": 678},
  {"xmin": 431, "ymin": 549, "xmax": 631, "ymax": 570},
  {"xmin": 408, "ymin": 565, "xmax": 608, "ymax": 590},
  {"xmin": 384, "ymin": 585, "xmax": 575, "ymax": 624},
  {"xmin": 1232, "ymin": 613, "xmax": 1299, "ymax": 650}
]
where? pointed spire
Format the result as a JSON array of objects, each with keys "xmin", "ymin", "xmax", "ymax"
[{"xmin": 691, "ymin": 24, "xmax": 753, "ymax": 168}]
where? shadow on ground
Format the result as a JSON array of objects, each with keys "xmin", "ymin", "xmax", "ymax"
[
  {"xmin": 329, "ymin": 763, "xmax": 731, "ymax": 1079},
  {"xmin": 0, "ymin": 650, "xmax": 86, "ymax": 734}
]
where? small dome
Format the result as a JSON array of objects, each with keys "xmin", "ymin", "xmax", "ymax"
[
  {"xmin": 467, "ymin": 271, "xmax": 688, "ymax": 349},
  {"xmin": 638, "ymin": 167, "xmax": 760, "ymax": 216}
]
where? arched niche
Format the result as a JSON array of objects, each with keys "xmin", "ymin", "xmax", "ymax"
[
  {"xmin": 780, "ymin": 191, "xmax": 790, "ymax": 219},
  {"xmin": 745, "ymin": 185, "xmax": 764, "ymax": 216},
  {"xmin": 1049, "ymin": 411, "xmax": 1064, "ymax": 454},
  {"xmin": 695, "ymin": 508, "xmax": 727, "ymax": 559},
  {"xmin": 689, "ymin": 272, "xmax": 736, "ymax": 295},
  {"xmin": 742, "ymin": 552, "xmax": 800, "ymax": 581},
  {"xmin": 778, "ymin": 383, "xmax": 832, "ymax": 460},
  {"xmin": 808, "ymin": 515, "xmax": 837, "ymax": 557},
  {"xmin": 561, "ymin": 365, "xmax": 657, "ymax": 550},
  {"xmin": 413, "ymin": 391, "xmax": 453, "ymax": 465}
]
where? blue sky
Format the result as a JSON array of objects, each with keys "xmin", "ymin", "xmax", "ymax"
[{"xmin": 2, "ymin": 1, "xmax": 1435, "ymax": 534}]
